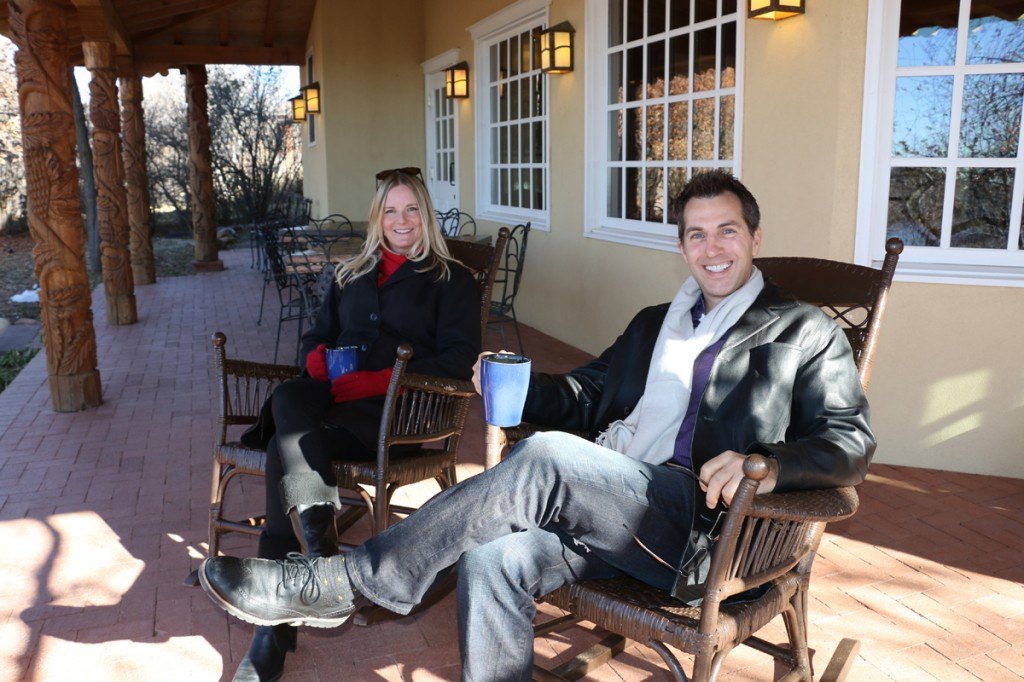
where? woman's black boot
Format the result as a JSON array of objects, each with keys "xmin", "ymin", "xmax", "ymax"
[
  {"xmin": 232, "ymin": 623, "xmax": 297, "ymax": 682},
  {"xmin": 292, "ymin": 503, "xmax": 340, "ymax": 558}
]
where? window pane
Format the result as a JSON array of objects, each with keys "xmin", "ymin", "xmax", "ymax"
[
  {"xmin": 511, "ymin": 168, "xmax": 521, "ymax": 207},
  {"xmin": 532, "ymin": 74, "xmax": 543, "ymax": 116},
  {"xmin": 509, "ymin": 35, "xmax": 519, "ymax": 77},
  {"xmin": 490, "ymin": 44, "xmax": 499, "ymax": 80},
  {"xmin": 952, "ymin": 168, "xmax": 1013, "ymax": 248},
  {"xmin": 669, "ymin": 35, "xmax": 690, "ymax": 95},
  {"xmin": 499, "ymin": 127, "xmax": 508, "ymax": 162},
  {"xmin": 521, "ymin": 123, "xmax": 531, "ymax": 162},
  {"xmin": 499, "ymin": 39, "xmax": 509, "ymax": 75},
  {"xmin": 897, "ymin": 0, "xmax": 958, "ymax": 67},
  {"xmin": 694, "ymin": 27, "xmax": 716, "ymax": 92},
  {"xmin": 500, "ymin": 168, "xmax": 509, "ymax": 205},
  {"xmin": 667, "ymin": 167, "xmax": 687, "ymax": 224},
  {"xmin": 491, "ymin": 128, "xmax": 499, "ymax": 161},
  {"xmin": 626, "ymin": 167, "xmax": 642, "ymax": 219},
  {"xmin": 692, "ymin": 97, "xmax": 716, "ymax": 160},
  {"xmin": 719, "ymin": 95, "xmax": 735, "ymax": 160},
  {"xmin": 648, "ymin": 0, "xmax": 666, "ymax": 36},
  {"xmin": 609, "ymin": 52, "xmax": 624, "ymax": 103},
  {"xmin": 534, "ymin": 168, "xmax": 544, "ymax": 210},
  {"xmin": 647, "ymin": 105, "xmax": 665, "ymax": 160},
  {"xmin": 647, "ymin": 41, "xmax": 665, "ymax": 96},
  {"xmin": 668, "ymin": 101, "xmax": 689, "ymax": 159},
  {"xmin": 646, "ymin": 168, "xmax": 664, "ymax": 222},
  {"xmin": 892, "ymin": 76, "xmax": 953, "ymax": 157},
  {"xmin": 610, "ymin": 0, "xmax": 624, "ymax": 47},
  {"xmin": 490, "ymin": 86, "xmax": 499, "ymax": 124},
  {"xmin": 521, "ymin": 31, "xmax": 532, "ymax": 71},
  {"xmin": 721, "ymin": 22, "xmax": 736, "ymax": 88},
  {"xmin": 695, "ymin": 0, "xmax": 716, "ymax": 23},
  {"xmin": 509, "ymin": 80, "xmax": 520, "ymax": 120},
  {"xmin": 626, "ymin": 106, "xmax": 643, "ymax": 160},
  {"xmin": 491, "ymin": 169, "xmax": 500, "ymax": 203},
  {"xmin": 609, "ymin": 110, "xmax": 624, "ymax": 161},
  {"xmin": 968, "ymin": 2, "xmax": 1024, "ymax": 64},
  {"xmin": 522, "ymin": 170, "xmax": 532, "ymax": 209},
  {"xmin": 510, "ymin": 125, "xmax": 519, "ymax": 163},
  {"xmin": 627, "ymin": 0, "xmax": 644, "ymax": 42},
  {"xmin": 608, "ymin": 167, "xmax": 623, "ymax": 217},
  {"xmin": 960, "ymin": 73, "xmax": 1024, "ymax": 158},
  {"xmin": 887, "ymin": 167, "xmax": 944, "ymax": 246},
  {"xmin": 670, "ymin": 0, "xmax": 690, "ymax": 29},
  {"xmin": 499, "ymin": 83, "xmax": 509, "ymax": 122},
  {"xmin": 532, "ymin": 121, "xmax": 543, "ymax": 160},
  {"xmin": 627, "ymin": 46, "xmax": 644, "ymax": 101},
  {"xmin": 722, "ymin": 0, "xmax": 737, "ymax": 14},
  {"xmin": 520, "ymin": 75, "xmax": 531, "ymax": 117}
]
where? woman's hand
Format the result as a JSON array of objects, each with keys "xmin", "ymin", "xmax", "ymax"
[
  {"xmin": 330, "ymin": 368, "xmax": 394, "ymax": 403},
  {"xmin": 306, "ymin": 344, "xmax": 329, "ymax": 382}
]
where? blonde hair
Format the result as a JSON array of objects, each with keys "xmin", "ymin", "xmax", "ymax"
[{"xmin": 334, "ymin": 171, "xmax": 455, "ymax": 288}]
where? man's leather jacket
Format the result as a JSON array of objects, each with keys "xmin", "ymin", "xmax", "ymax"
[{"xmin": 521, "ymin": 282, "xmax": 875, "ymax": 492}]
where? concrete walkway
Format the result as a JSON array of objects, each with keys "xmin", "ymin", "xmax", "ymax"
[{"xmin": 0, "ymin": 248, "xmax": 1021, "ymax": 681}]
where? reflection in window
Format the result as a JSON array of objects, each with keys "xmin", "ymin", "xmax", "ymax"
[
  {"xmin": 968, "ymin": 2, "xmax": 1024, "ymax": 65},
  {"xmin": 604, "ymin": 0, "xmax": 739, "ymax": 229},
  {"xmin": 887, "ymin": 167, "xmax": 944, "ymax": 246},
  {"xmin": 959, "ymin": 73, "xmax": 1024, "ymax": 158},
  {"xmin": 892, "ymin": 76, "xmax": 953, "ymax": 157},
  {"xmin": 897, "ymin": 0, "xmax": 958, "ymax": 67},
  {"xmin": 952, "ymin": 168, "xmax": 1013, "ymax": 248}
]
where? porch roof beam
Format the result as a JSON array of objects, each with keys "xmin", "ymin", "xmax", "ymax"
[
  {"xmin": 133, "ymin": 43, "xmax": 303, "ymax": 72},
  {"xmin": 70, "ymin": 0, "xmax": 132, "ymax": 55}
]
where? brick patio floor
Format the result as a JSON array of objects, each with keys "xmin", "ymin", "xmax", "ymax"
[{"xmin": 0, "ymin": 248, "xmax": 1022, "ymax": 681}]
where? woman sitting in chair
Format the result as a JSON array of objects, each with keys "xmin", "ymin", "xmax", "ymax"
[{"xmin": 237, "ymin": 170, "xmax": 481, "ymax": 682}]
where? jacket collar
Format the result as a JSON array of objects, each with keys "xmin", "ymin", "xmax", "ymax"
[{"xmin": 722, "ymin": 281, "xmax": 798, "ymax": 351}]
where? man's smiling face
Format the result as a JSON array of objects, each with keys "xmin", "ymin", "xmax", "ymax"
[{"xmin": 679, "ymin": 191, "xmax": 762, "ymax": 312}]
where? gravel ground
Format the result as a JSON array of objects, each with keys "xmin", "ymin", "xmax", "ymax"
[{"xmin": 0, "ymin": 231, "xmax": 224, "ymax": 323}]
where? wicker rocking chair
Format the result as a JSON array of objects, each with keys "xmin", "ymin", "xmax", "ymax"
[{"xmin": 485, "ymin": 238, "xmax": 904, "ymax": 681}]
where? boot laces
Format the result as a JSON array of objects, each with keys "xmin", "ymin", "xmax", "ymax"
[{"xmin": 279, "ymin": 552, "xmax": 325, "ymax": 605}]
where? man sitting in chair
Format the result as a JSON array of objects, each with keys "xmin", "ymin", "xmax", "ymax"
[{"xmin": 198, "ymin": 170, "xmax": 874, "ymax": 680}]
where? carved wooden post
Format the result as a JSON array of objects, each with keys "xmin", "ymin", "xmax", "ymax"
[
  {"xmin": 185, "ymin": 64, "xmax": 222, "ymax": 271},
  {"xmin": 9, "ymin": 0, "xmax": 102, "ymax": 411},
  {"xmin": 83, "ymin": 40, "xmax": 137, "ymax": 324},
  {"xmin": 120, "ymin": 74, "xmax": 156, "ymax": 285}
]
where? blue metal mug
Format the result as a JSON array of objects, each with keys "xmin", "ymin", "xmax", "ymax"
[
  {"xmin": 326, "ymin": 346, "xmax": 359, "ymax": 381},
  {"xmin": 481, "ymin": 353, "xmax": 531, "ymax": 427}
]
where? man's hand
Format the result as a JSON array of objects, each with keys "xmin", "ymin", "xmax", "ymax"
[
  {"xmin": 698, "ymin": 451, "xmax": 778, "ymax": 508},
  {"xmin": 471, "ymin": 350, "xmax": 512, "ymax": 395}
]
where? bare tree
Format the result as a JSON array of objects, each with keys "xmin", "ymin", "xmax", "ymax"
[{"xmin": 0, "ymin": 37, "xmax": 25, "ymax": 233}]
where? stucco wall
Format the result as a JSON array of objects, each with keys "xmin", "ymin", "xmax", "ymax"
[
  {"xmin": 303, "ymin": 0, "xmax": 426, "ymax": 220},
  {"xmin": 304, "ymin": 0, "xmax": 1024, "ymax": 478}
]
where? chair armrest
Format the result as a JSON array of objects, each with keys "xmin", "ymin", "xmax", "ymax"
[
  {"xmin": 223, "ymin": 357, "xmax": 302, "ymax": 382},
  {"xmin": 748, "ymin": 486, "xmax": 859, "ymax": 524},
  {"xmin": 400, "ymin": 372, "xmax": 476, "ymax": 398}
]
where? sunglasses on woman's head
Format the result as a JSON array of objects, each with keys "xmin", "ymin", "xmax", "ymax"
[{"xmin": 376, "ymin": 167, "xmax": 423, "ymax": 186}]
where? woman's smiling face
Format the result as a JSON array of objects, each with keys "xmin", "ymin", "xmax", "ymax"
[{"xmin": 381, "ymin": 184, "xmax": 423, "ymax": 255}]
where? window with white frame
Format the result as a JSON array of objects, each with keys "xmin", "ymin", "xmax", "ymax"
[
  {"xmin": 585, "ymin": 0, "xmax": 741, "ymax": 251},
  {"xmin": 471, "ymin": 0, "xmax": 550, "ymax": 229},
  {"xmin": 857, "ymin": 0, "xmax": 1024, "ymax": 285}
]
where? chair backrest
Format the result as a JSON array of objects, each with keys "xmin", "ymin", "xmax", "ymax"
[
  {"xmin": 436, "ymin": 208, "xmax": 477, "ymax": 238},
  {"xmin": 445, "ymin": 228, "xmax": 510, "ymax": 341},
  {"xmin": 754, "ymin": 237, "xmax": 902, "ymax": 391},
  {"xmin": 210, "ymin": 332, "xmax": 300, "ymax": 447},
  {"xmin": 491, "ymin": 222, "xmax": 530, "ymax": 313}
]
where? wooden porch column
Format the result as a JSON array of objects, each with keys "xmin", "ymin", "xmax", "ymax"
[
  {"xmin": 83, "ymin": 40, "xmax": 137, "ymax": 324},
  {"xmin": 9, "ymin": 0, "xmax": 102, "ymax": 411},
  {"xmin": 185, "ymin": 64, "xmax": 222, "ymax": 271},
  {"xmin": 119, "ymin": 74, "xmax": 156, "ymax": 285}
]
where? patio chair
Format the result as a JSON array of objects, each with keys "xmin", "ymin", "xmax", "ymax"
[
  {"xmin": 487, "ymin": 222, "xmax": 530, "ymax": 354},
  {"xmin": 445, "ymin": 227, "xmax": 510, "ymax": 343},
  {"xmin": 436, "ymin": 208, "xmax": 478, "ymax": 238},
  {"xmin": 485, "ymin": 238, "xmax": 904, "ymax": 681}
]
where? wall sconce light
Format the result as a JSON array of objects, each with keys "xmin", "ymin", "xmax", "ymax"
[
  {"xmin": 748, "ymin": 0, "xmax": 805, "ymax": 20},
  {"xmin": 290, "ymin": 94, "xmax": 307, "ymax": 121},
  {"xmin": 538, "ymin": 21, "xmax": 575, "ymax": 74},
  {"xmin": 302, "ymin": 81, "xmax": 321, "ymax": 114},
  {"xmin": 445, "ymin": 62, "xmax": 470, "ymax": 98}
]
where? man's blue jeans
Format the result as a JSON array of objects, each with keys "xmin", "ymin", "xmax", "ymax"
[{"xmin": 345, "ymin": 431, "xmax": 698, "ymax": 681}]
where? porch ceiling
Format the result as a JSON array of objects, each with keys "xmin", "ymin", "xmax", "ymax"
[{"xmin": 0, "ymin": 0, "xmax": 314, "ymax": 75}]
